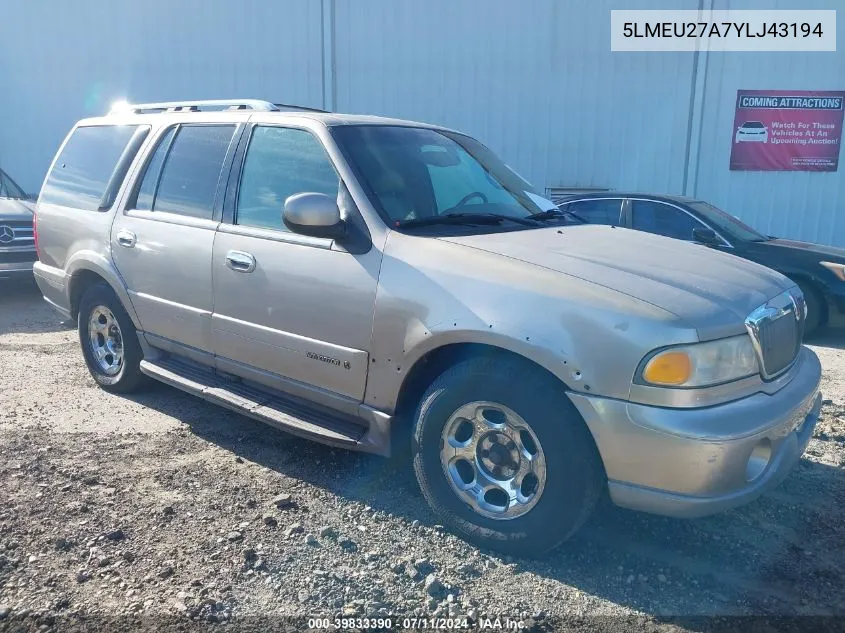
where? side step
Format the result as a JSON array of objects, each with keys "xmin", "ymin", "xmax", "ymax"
[{"xmin": 140, "ymin": 358, "xmax": 368, "ymax": 448}]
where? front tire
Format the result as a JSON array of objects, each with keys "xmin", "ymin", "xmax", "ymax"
[
  {"xmin": 412, "ymin": 356, "xmax": 604, "ymax": 556},
  {"xmin": 78, "ymin": 282, "xmax": 145, "ymax": 393}
]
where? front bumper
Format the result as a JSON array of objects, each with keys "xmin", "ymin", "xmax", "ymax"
[
  {"xmin": 568, "ymin": 346, "xmax": 822, "ymax": 518},
  {"xmin": 0, "ymin": 259, "xmax": 35, "ymax": 279}
]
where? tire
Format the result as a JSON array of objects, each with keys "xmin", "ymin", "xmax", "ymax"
[
  {"xmin": 794, "ymin": 280, "xmax": 824, "ymax": 338},
  {"xmin": 77, "ymin": 282, "xmax": 146, "ymax": 393},
  {"xmin": 411, "ymin": 356, "xmax": 604, "ymax": 557}
]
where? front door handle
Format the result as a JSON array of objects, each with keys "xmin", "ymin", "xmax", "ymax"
[
  {"xmin": 225, "ymin": 250, "xmax": 256, "ymax": 273},
  {"xmin": 116, "ymin": 229, "xmax": 136, "ymax": 248}
]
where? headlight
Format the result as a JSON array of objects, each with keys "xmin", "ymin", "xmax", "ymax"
[
  {"xmin": 821, "ymin": 261, "xmax": 845, "ymax": 282},
  {"xmin": 638, "ymin": 335, "xmax": 759, "ymax": 388}
]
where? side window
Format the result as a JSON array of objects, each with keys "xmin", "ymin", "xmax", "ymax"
[
  {"xmin": 134, "ymin": 127, "xmax": 177, "ymax": 211},
  {"xmin": 141, "ymin": 125, "xmax": 235, "ymax": 220},
  {"xmin": 41, "ymin": 125, "xmax": 142, "ymax": 210},
  {"xmin": 236, "ymin": 126, "xmax": 339, "ymax": 231},
  {"xmin": 631, "ymin": 200, "xmax": 703, "ymax": 241},
  {"xmin": 563, "ymin": 199, "xmax": 622, "ymax": 225}
]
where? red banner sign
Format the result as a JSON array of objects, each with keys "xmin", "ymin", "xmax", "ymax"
[{"xmin": 729, "ymin": 90, "xmax": 844, "ymax": 172}]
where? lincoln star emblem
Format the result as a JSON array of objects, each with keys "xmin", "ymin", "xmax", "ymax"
[{"xmin": 0, "ymin": 225, "xmax": 14, "ymax": 244}]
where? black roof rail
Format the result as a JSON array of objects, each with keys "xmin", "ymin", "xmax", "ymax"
[{"xmin": 273, "ymin": 102, "xmax": 330, "ymax": 113}]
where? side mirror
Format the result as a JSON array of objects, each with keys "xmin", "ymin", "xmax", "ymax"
[
  {"xmin": 692, "ymin": 227, "xmax": 720, "ymax": 247},
  {"xmin": 283, "ymin": 192, "xmax": 346, "ymax": 239}
]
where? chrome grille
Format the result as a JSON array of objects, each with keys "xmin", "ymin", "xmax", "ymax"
[
  {"xmin": 745, "ymin": 291, "xmax": 803, "ymax": 380},
  {"xmin": 0, "ymin": 220, "xmax": 34, "ymax": 247}
]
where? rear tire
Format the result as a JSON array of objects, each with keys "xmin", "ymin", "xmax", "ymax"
[
  {"xmin": 411, "ymin": 356, "xmax": 604, "ymax": 557},
  {"xmin": 77, "ymin": 282, "xmax": 146, "ymax": 393}
]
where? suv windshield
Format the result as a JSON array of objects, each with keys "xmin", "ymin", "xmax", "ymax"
[
  {"xmin": 688, "ymin": 201, "xmax": 769, "ymax": 242},
  {"xmin": 332, "ymin": 125, "xmax": 557, "ymax": 231}
]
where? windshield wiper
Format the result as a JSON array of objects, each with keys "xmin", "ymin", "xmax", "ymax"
[
  {"xmin": 396, "ymin": 212, "xmax": 539, "ymax": 229},
  {"xmin": 526, "ymin": 208, "xmax": 589, "ymax": 224}
]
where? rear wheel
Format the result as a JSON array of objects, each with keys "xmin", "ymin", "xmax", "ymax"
[
  {"xmin": 412, "ymin": 356, "xmax": 604, "ymax": 556},
  {"xmin": 78, "ymin": 283, "xmax": 146, "ymax": 393}
]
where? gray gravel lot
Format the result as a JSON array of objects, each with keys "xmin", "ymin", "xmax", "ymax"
[{"xmin": 1, "ymin": 280, "xmax": 844, "ymax": 632}]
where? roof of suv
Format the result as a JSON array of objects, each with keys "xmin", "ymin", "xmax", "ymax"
[{"xmin": 78, "ymin": 99, "xmax": 455, "ymax": 132}]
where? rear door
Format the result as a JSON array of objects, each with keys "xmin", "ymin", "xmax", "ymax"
[{"xmin": 112, "ymin": 123, "xmax": 241, "ymax": 356}]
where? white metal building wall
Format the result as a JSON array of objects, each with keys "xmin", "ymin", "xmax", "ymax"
[
  {"xmin": 0, "ymin": 0, "xmax": 842, "ymax": 245},
  {"xmin": 691, "ymin": 0, "xmax": 845, "ymax": 246}
]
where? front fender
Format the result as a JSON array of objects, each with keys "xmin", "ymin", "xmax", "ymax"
[{"xmin": 364, "ymin": 317, "xmax": 587, "ymax": 414}]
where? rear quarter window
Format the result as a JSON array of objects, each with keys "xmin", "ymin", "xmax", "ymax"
[{"xmin": 40, "ymin": 125, "xmax": 146, "ymax": 211}]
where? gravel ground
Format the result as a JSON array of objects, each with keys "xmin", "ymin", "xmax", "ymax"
[{"xmin": 1, "ymin": 280, "xmax": 844, "ymax": 632}]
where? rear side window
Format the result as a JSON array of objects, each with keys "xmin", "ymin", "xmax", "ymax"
[
  {"xmin": 41, "ymin": 125, "xmax": 143, "ymax": 210},
  {"xmin": 134, "ymin": 125, "xmax": 235, "ymax": 220},
  {"xmin": 562, "ymin": 199, "xmax": 622, "ymax": 225}
]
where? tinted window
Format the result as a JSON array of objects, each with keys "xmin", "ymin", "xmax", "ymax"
[
  {"xmin": 0, "ymin": 169, "xmax": 26, "ymax": 199},
  {"xmin": 236, "ymin": 126, "xmax": 338, "ymax": 231},
  {"xmin": 333, "ymin": 126, "xmax": 546, "ymax": 227},
  {"xmin": 134, "ymin": 127, "xmax": 177, "ymax": 211},
  {"xmin": 41, "ymin": 125, "xmax": 141, "ymax": 210},
  {"xmin": 562, "ymin": 199, "xmax": 622, "ymax": 225},
  {"xmin": 631, "ymin": 200, "xmax": 703, "ymax": 240},
  {"xmin": 151, "ymin": 125, "xmax": 235, "ymax": 219}
]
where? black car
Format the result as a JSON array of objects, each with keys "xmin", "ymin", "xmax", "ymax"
[{"xmin": 551, "ymin": 192, "xmax": 845, "ymax": 335}]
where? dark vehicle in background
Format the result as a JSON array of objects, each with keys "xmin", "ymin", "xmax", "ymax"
[
  {"xmin": 551, "ymin": 192, "xmax": 845, "ymax": 336},
  {"xmin": 0, "ymin": 168, "xmax": 37, "ymax": 280}
]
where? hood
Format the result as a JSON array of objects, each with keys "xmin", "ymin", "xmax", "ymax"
[
  {"xmin": 440, "ymin": 225, "xmax": 793, "ymax": 328},
  {"xmin": 763, "ymin": 238, "xmax": 845, "ymax": 262},
  {"xmin": 0, "ymin": 198, "xmax": 35, "ymax": 222}
]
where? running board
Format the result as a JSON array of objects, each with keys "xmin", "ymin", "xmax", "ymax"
[{"xmin": 139, "ymin": 357, "xmax": 369, "ymax": 449}]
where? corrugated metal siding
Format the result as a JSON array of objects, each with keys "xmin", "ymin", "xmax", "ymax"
[
  {"xmin": 0, "ymin": 0, "xmax": 842, "ymax": 246},
  {"xmin": 0, "ymin": 0, "xmax": 324, "ymax": 193},
  {"xmin": 333, "ymin": 0, "xmax": 699, "ymax": 194},
  {"xmin": 693, "ymin": 0, "xmax": 845, "ymax": 246}
]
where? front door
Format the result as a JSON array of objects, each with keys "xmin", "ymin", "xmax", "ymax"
[
  {"xmin": 211, "ymin": 123, "xmax": 381, "ymax": 404},
  {"xmin": 112, "ymin": 123, "xmax": 240, "ymax": 354}
]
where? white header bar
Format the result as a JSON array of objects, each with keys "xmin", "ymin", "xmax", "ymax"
[{"xmin": 611, "ymin": 10, "xmax": 836, "ymax": 52}]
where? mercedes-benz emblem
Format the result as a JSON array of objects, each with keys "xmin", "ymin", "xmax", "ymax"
[{"xmin": 0, "ymin": 225, "xmax": 14, "ymax": 244}]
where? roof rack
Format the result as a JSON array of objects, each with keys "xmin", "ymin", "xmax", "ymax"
[{"xmin": 109, "ymin": 99, "xmax": 328, "ymax": 115}]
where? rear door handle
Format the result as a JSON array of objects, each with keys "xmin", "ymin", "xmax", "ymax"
[
  {"xmin": 116, "ymin": 230, "xmax": 136, "ymax": 248},
  {"xmin": 225, "ymin": 250, "xmax": 256, "ymax": 273}
]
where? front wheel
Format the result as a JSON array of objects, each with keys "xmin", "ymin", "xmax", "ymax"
[
  {"xmin": 412, "ymin": 356, "xmax": 605, "ymax": 556},
  {"xmin": 78, "ymin": 282, "xmax": 146, "ymax": 393}
]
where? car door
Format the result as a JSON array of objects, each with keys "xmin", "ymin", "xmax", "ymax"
[
  {"xmin": 112, "ymin": 122, "xmax": 241, "ymax": 356},
  {"xmin": 211, "ymin": 122, "xmax": 381, "ymax": 407},
  {"xmin": 628, "ymin": 199, "xmax": 714, "ymax": 242},
  {"xmin": 558, "ymin": 198, "xmax": 624, "ymax": 225}
]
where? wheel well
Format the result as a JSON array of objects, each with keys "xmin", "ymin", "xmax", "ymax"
[
  {"xmin": 394, "ymin": 343, "xmax": 561, "ymax": 420},
  {"xmin": 68, "ymin": 270, "xmax": 110, "ymax": 320},
  {"xmin": 787, "ymin": 274, "xmax": 828, "ymax": 322}
]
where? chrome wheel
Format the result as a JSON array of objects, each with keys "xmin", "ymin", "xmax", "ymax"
[
  {"xmin": 439, "ymin": 401, "xmax": 546, "ymax": 520},
  {"xmin": 87, "ymin": 305, "xmax": 124, "ymax": 376}
]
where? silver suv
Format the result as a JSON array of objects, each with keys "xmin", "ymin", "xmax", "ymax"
[{"xmin": 33, "ymin": 99, "xmax": 822, "ymax": 555}]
